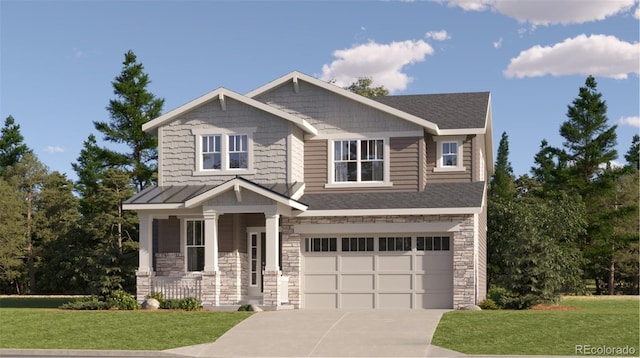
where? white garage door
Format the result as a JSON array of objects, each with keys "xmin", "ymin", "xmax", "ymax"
[{"xmin": 302, "ymin": 236, "xmax": 453, "ymax": 309}]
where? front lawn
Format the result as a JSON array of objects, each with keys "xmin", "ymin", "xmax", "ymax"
[
  {"xmin": 432, "ymin": 296, "xmax": 639, "ymax": 355},
  {"xmin": 0, "ymin": 309, "xmax": 252, "ymax": 350}
]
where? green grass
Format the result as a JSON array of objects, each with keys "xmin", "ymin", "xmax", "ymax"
[
  {"xmin": 432, "ymin": 297, "xmax": 640, "ymax": 355},
  {"xmin": 0, "ymin": 309, "xmax": 252, "ymax": 350}
]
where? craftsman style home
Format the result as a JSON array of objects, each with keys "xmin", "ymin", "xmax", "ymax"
[{"xmin": 124, "ymin": 71, "xmax": 493, "ymax": 309}]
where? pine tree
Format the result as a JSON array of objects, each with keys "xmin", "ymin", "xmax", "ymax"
[
  {"xmin": 72, "ymin": 134, "xmax": 112, "ymax": 215},
  {"xmin": 624, "ymin": 134, "xmax": 639, "ymax": 171},
  {"xmin": 490, "ymin": 132, "xmax": 516, "ymax": 199},
  {"xmin": 94, "ymin": 50, "xmax": 164, "ymax": 192},
  {"xmin": 0, "ymin": 115, "xmax": 32, "ymax": 178},
  {"xmin": 560, "ymin": 75, "xmax": 617, "ymax": 194}
]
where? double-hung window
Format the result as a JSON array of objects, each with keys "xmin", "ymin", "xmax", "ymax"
[
  {"xmin": 186, "ymin": 220, "xmax": 205, "ymax": 272},
  {"xmin": 333, "ymin": 139, "xmax": 384, "ymax": 183},
  {"xmin": 228, "ymin": 134, "xmax": 248, "ymax": 169},
  {"xmin": 202, "ymin": 135, "xmax": 221, "ymax": 170},
  {"xmin": 192, "ymin": 128, "xmax": 254, "ymax": 174},
  {"xmin": 433, "ymin": 136, "xmax": 466, "ymax": 172}
]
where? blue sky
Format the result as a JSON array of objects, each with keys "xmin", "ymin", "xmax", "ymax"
[{"xmin": 1, "ymin": 0, "xmax": 638, "ymax": 181}]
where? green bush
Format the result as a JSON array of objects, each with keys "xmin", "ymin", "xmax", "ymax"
[
  {"xmin": 160, "ymin": 297, "xmax": 201, "ymax": 311},
  {"xmin": 487, "ymin": 287, "xmax": 515, "ymax": 308},
  {"xmin": 238, "ymin": 304, "xmax": 251, "ymax": 311},
  {"xmin": 59, "ymin": 296, "xmax": 111, "ymax": 310},
  {"xmin": 106, "ymin": 290, "xmax": 139, "ymax": 310},
  {"xmin": 501, "ymin": 294, "xmax": 540, "ymax": 310},
  {"xmin": 479, "ymin": 298, "xmax": 499, "ymax": 310}
]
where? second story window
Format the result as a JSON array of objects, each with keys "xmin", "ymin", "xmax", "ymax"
[
  {"xmin": 202, "ymin": 135, "xmax": 221, "ymax": 170},
  {"xmin": 433, "ymin": 136, "xmax": 466, "ymax": 172},
  {"xmin": 192, "ymin": 128, "xmax": 255, "ymax": 175},
  {"xmin": 441, "ymin": 142, "xmax": 458, "ymax": 167},
  {"xmin": 228, "ymin": 134, "xmax": 248, "ymax": 169},
  {"xmin": 333, "ymin": 139, "xmax": 384, "ymax": 183}
]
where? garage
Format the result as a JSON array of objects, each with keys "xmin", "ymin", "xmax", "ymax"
[{"xmin": 302, "ymin": 235, "xmax": 453, "ymax": 309}]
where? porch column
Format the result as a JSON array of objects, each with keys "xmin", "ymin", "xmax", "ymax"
[
  {"xmin": 137, "ymin": 213, "xmax": 153, "ymax": 273},
  {"xmin": 203, "ymin": 211, "xmax": 219, "ymax": 272},
  {"xmin": 264, "ymin": 212, "xmax": 280, "ymax": 272},
  {"xmin": 263, "ymin": 211, "xmax": 281, "ymax": 307},
  {"xmin": 202, "ymin": 211, "xmax": 220, "ymax": 307},
  {"xmin": 136, "ymin": 212, "xmax": 153, "ymax": 303}
]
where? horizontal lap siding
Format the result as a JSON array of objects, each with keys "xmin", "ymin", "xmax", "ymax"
[
  {"xmin": 390, "ymin": 137, "xmax": 419, "ymax": 191},
  {"xmin": 304, "ymin": 137, "xmax": 420, "ymax": 193}
]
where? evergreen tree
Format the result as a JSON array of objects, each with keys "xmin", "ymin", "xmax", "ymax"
[
  {"xmin": 0, "ymin": 115, "xmax": 32, "ymax": 178},
  {"xmin": 0, "ymin": 177, "xmax": 27, "ymax": 294},
  {"xmin": 624, "ymin": 134, "xmax": 639, "ymax": 171},
  {"xmin": 560, "ymin": 75, "xmax": 617, "ymax": 194},
  {"xmin": 490, "ymin": 132, "xmax": 516, "ymax": 199},
  {"xmin": 34, "ymin": 172, "xmax": 82, "ymax": 293},
  {"xmin": 6, "ymin": 153, "xmax": 48, "ymax": 293},
  {"xmin": 345, "ymin": 77, "xmax": 389, "ymax": 97},
  {"xmin": 71, "ymin": 134, "xmax": 112, "ymax": 215},
  {"xmin": 94, "ymin": 50, "xmax": 164, "ymax": 192}
]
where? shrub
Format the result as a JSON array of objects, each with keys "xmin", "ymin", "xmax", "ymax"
[
  {"xmin": 59, "ymin": 296, "xmax": 111, "ymax": 310},
  {"xmin": 479, "ymin": 298, "xmax": 499, "ymax": 310},
  {"xmin": 106, "ymin": 290, "xmax": 140, "ymax": 310},
  {"xmin": 238, "ymin": 304, "xmax": 251, "ymax": 311},
  {"xmin": 487, "ymin": 286, "xmax": 514, "ymax": 308},
  {"xmin": 160, "ymin": 297, "xmax": 201, "ymax": 311},
  {"xmin": 501, "ymin": 294, "xmax": 540, "ymax": 310}
]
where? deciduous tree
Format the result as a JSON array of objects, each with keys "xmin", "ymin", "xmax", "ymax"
[{"xmin": 345, "ymin": 77, "xmax": 389, "ymax": 97}]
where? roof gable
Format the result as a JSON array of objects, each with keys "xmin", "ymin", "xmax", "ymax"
[
  {"xmin": 142, "ymin": 87, "xmax": 317, "ymax": 135},
  {"xmin": 246, "ymin": 71, "xmax": 442, "ymax": 134}
]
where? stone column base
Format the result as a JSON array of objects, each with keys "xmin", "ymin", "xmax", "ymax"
[
  {"xmin": 136, "ymin": 270, "xmax": 154, "ymax": 303},
  {"xmin": 262, "ymin": 270, "xmax": 281, "ymax": 307},
  {"xmin": 202, "ymin": 271, "xmax": 220, "ymax": 306}
]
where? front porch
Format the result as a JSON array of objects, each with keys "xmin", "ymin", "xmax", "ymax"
[{"xmin": 124, "ymin": 178, "xmax": 307, "ymax": 310}]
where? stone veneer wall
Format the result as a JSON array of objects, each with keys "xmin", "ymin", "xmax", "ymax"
[
  {"xmin": 281, "ymin": 214, "xmax": 478, "ymax": 309},
  {"xmin": 155, "ymin": 253, "xmax": 184, "ymax": 276}
]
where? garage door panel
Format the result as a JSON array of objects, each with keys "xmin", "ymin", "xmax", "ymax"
[
  {"xmin": 426, "ymin": 273, "xmax": 453, "ymax": 290},
  {"xmin": 341, "ymin": 274, "xmax": 374, "ymax": 290},
  {"xmin": 419, "ymin": 255, "xmax": 453, "ymax": 271},
  {"xmin": 304, "ymin": 293, "xmax": 337, "ymax": 309},
  {"xmin": 305, "ymin": 274, "xmax": 337, "ymax": 290},
  {"xmin": 379, "ymin": 274, "xmax": 412, "ymax": 290},
  {"xmin": 305, "ymin": 256, "xmax": 337, "ymax": 272},
  {"xmin": 415, "ymin": 274, "xmax": 426, "ymax": 290},
  {"xmin": 417, "ymin": 293, "xmax": 452, "ymax": 309},
  {"xmin": 341, "ymin": 255, "xmax": 374, "ymax": 271},
  {"xmin": 378, "ymin": 293, "xmax": 412, "ymax": 309},
  {"xmin": 342, "ymin": 293, "xmax": 374, "ymax": 309},
  {"xmin": 378, "ymin": 255, "xmax": 412, "ymax": 271}
]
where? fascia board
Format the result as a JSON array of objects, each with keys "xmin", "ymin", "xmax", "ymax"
[
  {"xmin": 142, "ymin": 87, "xmax": 317, "ymax": 136},
  {"xmin": 185, "ymin": 178, "xmax": 308, "ymax": 211},
  {"xmin": 247, "ymin": 71, "xmax": 440, "ymax": 133},
  {"xmin": 122, "ymin": 203, "xmax": 185, "ymax": 210},
  {"xmin": 296, "ymin": 207, "xmax": 482, "ymax": 217}
]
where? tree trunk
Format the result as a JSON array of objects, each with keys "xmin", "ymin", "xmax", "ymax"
[
  {"xmin": 26, "ymin": 191, "xmax": 35, "ymax": 293},
  {"xmin": 608, "ymin": 258, "xmax": 615, "ymax": 295}
]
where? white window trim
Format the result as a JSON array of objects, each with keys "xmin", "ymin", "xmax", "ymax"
[
  {"xmin": 191, "ymin": 127, "xmax": 257, "ymax": 176},
  {"xmin": 433, "ymin": 135, "xmax": 467, "ymax": 172},
  {"xmin": 325, "ymin": 137, "xmax": 393, "ymax": 188}
]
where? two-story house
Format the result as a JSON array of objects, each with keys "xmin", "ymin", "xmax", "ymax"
[{"xmin": 123, "ymin": 71, "xmax": 493, "ymax": 310}]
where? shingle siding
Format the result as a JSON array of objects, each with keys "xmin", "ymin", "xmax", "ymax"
[{"xmin": 161, "ymin": 97, "xmax": 291, "ymax": 186}]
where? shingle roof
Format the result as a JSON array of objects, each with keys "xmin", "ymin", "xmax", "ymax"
[
  {"xmin": 371, "ymin": 92, "xmax": 490, "ymax": 130},
  {"xmin": 299, "ymin": 182, "xmax": 485, "ymax": 211}
]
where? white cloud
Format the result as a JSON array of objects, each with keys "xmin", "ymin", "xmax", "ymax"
[
  {"xmin": 493, "ymin": 37, "xmax": 503, "ymax": 49},
  {"xmin": 44, "ymin": 146, "xmax": 65, "ymax": 153},
  {"xmin": 435, "ymin": 0, "xmax": 636, "ymax": 25},
  {"xmin": 503, "ymin": 34, "xmax": 640, "ymax": 79},
  {"xmin": 320, "ymin": 40, "xmax": 434, "ymax": 93},
  {"xmin": 425, "ymin": 30, "xmax": 451, "ymax": 41},
  {"xmin": 619, "ymin": 116, "xmax": 640, "ymax": 128},
  {"xmin": 635, "ymin": 5, "xmax": 640, "ymax": 19}
]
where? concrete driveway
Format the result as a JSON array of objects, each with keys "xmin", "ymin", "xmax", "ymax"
[{"xmin": 165, "ymin": 309, "xmax": 462, "ymax": 357}]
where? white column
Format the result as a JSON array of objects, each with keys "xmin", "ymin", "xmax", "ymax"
[
  {"xmin": 264, "ymin": 212, "xmax": 280, "ymax": 272},
  {"xmin": 203, "ymin": 211, "xmax": 219, "ymax": 272},
  {"xmin": 137, "ymin": 213, "xmax": 153, "ymax": 273}
]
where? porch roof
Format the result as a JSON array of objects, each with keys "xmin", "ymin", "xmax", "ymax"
[{"xmin": 123, "ymin": 177, "xmax": 307, "ymax": 210}]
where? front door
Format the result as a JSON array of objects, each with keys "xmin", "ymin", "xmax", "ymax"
[{"xmin": 247, "ymin": 231, "xmax": 283, "ymax": 299}]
